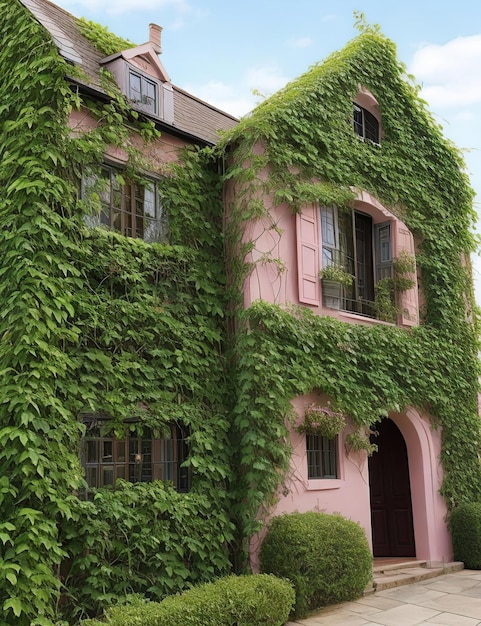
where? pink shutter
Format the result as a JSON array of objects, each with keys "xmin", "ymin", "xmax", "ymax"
[
  {"xmin": 297, "ymin": 203, "xmax": 320, "ymax": 305},
  {"xmin": 396, "ymin": 225, "xmax": 418, "ymax": 326}
]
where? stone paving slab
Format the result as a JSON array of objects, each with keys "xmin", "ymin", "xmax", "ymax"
[{"xmin": 288, "ymin": 569, "xmax": 481, "ymax": 626}]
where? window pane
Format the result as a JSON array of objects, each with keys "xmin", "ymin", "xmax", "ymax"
[
  {"xmin": 102, "ymin": 466, "xmax": 114, "ymax": 486},
  {"xmin": 143, "ymin": 185, "xmax": 156, "ymax": 219},
  {"xmin": 306, "ymin": 433, "xmax": 337, "ymax": 479},
  {"xmin": 86, "ymin": 440, "xmax": 98, "ymax": 463},
  {"xmin": 102, "ymin": 440, "xmax": 113, "ymax": 462},
  {"xmin": 86, "ymin": 466, "xmax": 98, "ymax": 488},
  {"xmin": 144, "ymin": 79, "xmax": 157, "ymax": 108},
  {"xmin": 320, "ymin": 206, "xmax": 336, "ymax": 249},
  {"xmin": 378, "ymin": 225, "xmax": 391, "ymax": 263},
  {"xmin": 129, "ymin": 72, "xmax": 141, "ymax": 100}
]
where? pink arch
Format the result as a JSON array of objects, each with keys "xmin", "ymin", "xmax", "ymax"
[{"xmin": 389, "ymin": 409, "xmax": 452, "ymax": 565}]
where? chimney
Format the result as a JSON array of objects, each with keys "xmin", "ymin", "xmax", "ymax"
[{"xmin": 149, "ymin": 23, "xmax": 162, "ymax": 54}]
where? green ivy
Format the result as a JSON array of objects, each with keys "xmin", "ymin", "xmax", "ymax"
[
  {"xmin": 0, "ymin": 3, "xmax": 233, "ymax": 623},
  {"xmin": 2, "ymin": 1, "xmax": 481, "ymax": 621},
  {"xmin": 219, "ymin": 24, "xmax": 481, "ymax": 565}
]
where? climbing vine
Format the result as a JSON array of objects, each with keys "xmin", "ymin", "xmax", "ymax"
[
  {"xmin": 2, "ymin": 1, "xmax": 481, "ymax": 622},
  {"xmin": 218, "ymin": 23, "xmax": 481, "ymax": 563},
  {"xmin": 0, "ymin": 3, "xmax": 232, "ymax": 624}
]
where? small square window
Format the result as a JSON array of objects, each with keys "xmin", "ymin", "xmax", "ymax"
[
  {"xmin": 306, "ymin": 433, "xmax": 338, "ymax": 479},
  {"xmin": 129, "ymin": 70, "xmax": 158, "ymax": 115}
]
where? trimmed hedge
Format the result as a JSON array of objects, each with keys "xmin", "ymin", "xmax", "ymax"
[
  {"xmin": 260, "ymin": 511, "xmax": 372, "ymax": 619},
  {"xmin": 81, "ymin": 574, "xmax": 294, "ymax": 626},
  {"xmin": 451, "ymin": 502, "xmax": 481, "ymax": 569}
]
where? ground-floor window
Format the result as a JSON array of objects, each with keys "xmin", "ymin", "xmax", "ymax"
[
  {"xmin": 81, "ymin": 419, "xmax": 190, "ymax": 492},
  {"xmin": 306, "ymin": 433, "xmax": 338, "ymax": 479}
]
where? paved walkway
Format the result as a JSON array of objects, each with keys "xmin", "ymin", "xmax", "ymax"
[{"xmin": 287, "ymin": 569, "xmax": 481, "ymax": 625}]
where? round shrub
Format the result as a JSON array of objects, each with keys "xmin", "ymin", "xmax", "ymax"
[
  {"xmin": 451, "ymin": 502, "xmax": 481, "ymax": 568},
  {"xmin": 81, "ymin": 573, "xmax": 294, "ymax": 626},
  {"xmin": 260, "ymin": 511, "xmax": 372, "ymax": 619}
]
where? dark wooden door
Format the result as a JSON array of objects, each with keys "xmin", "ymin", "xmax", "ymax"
[{"xmin": 368, "ymin": 418, "xmax": 416, "ymax": 557}]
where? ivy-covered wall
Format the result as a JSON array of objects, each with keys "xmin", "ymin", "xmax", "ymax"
[
  {"xmin": 1, "ymin": 3, "xmax": 480, "ymax": 624},
  {"xmin": 220, "ymin": 20, "xmax": 481, "ymax": 561},
  {"xmin": 0, "ymin": 3, "xmax": 233, "ymax": 624}
]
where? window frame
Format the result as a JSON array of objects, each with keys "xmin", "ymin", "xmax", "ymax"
[
  {"xmin": 82, "ymin": 164, "xmax": 167, "ymax": 243},
  {"xmin": 128, "ymin": 69, "xmax": 159, "ymax": 115},
  {"xmin": 320, "ymin": 205, "xmax": 393, "ymax": 318},
  {"xmin": 353, "ymin": 103, "xmax": 380, "ymax": 144},
  {"xmin": 306, "ymin": 432, "xmax": 338, "ymax": 479},
  {"xmin": 81, "ymin": 419, "xmax": 191, "ymax": 494}
]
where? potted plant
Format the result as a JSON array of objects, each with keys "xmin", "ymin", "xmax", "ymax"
[
  {"xmin": 319, "ymin": 264, "xmax": 353, "ymax": 288},
  {"xmin": 297, "ymin": 404, "xmax": 346, "ymax": 439}
]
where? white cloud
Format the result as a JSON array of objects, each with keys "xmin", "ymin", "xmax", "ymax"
[
  {"xmin": 184, "ymin": 66, "xmax": 290, "ymax": 118},
  {"xmin": 410, "ymin": 35, "xmax": 481, "ymax": 109},
  {"xmin": 290, "ymin": 37, "xmax": 314, "ymax": 49}
]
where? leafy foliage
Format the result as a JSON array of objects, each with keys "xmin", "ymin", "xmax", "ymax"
[
  {"xmin": 219, "ymin": 23, "xmax": 481, "ymax": 565},
  {"xmin": 0, "ymin": 3, "xmax": 232, "ymax": 624},
  {"xmin": 260, "ymin": 512, "xmax": 372, "ymax": 619},
  {"xmin": 77, "ymin": 18, "xmax": 135, "ymax": 56},
  {"xmin": 59, "ymin": 482, "xmax": 233, "ymax": 621},
  {"xmin": 450, "ymin": 503, "xmax": 481, "ymax": 569},
  {"xmin": 81, "ymin": 574, "xmax": 294, "ymax": 626}
]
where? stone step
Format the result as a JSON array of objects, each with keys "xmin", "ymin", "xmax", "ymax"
[{"xmin": 370, "ymin": 560, "xmax": 464, "ymax": 592}]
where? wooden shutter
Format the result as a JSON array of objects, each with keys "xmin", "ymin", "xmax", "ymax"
[
  {"xmin": 297, "ymin": 203, "xmax": 320, "ymax": 305},
  {"xmin": 396, "ymin": 226, "xmax": 418, "ymax": 326},
  {"xmin": 162, "ymin": 83, "xmax": 174, "ymax": 124}
]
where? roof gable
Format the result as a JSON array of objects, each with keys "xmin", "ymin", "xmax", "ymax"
[
  {"xmin": 19, "ymin": 0, "xmax": 238, "ymax": 145},
  {"xmin": 101, "ymin": 44, "xmax": 171, "ymax": 84}
]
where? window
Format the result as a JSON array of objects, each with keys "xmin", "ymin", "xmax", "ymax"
[
  {"xmin": 81, "ymin": 420, "xmax": 190, "ymax": 492},
  {"xmin": 353, "ymin": 103, "xmax": 379, "ymax": 143},
  {"xmin": 129, "ymin": 70, "xmax": 158, "ymax": 115},
  {"xmin": 320, "ymin": 205, "xmax": 392, "ymax": 317},
  {"xmin": 306, "ymin": 433, "xmax": 338, "ymax": 479},
  {"xmin": 83, "ymin": 165, "xmax": 167, "ymax": 243}
]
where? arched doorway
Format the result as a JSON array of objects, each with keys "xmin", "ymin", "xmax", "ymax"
[{"xmin": 368, "ymin": 418, "xmax": 416, "ymax": 557}]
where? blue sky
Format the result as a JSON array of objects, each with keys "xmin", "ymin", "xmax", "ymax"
[{"xmin": 53, "ymin": 0, "xmax": 481, "ymax": 299}]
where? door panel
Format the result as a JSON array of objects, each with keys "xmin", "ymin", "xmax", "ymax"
[{"xmin": 369, "ymin": 418, "xmax": 415, "ymax": 557}]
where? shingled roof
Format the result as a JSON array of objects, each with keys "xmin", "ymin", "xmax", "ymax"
[{"xmin": 19, "ymin": 0, "xmax": 239, "ymax": 145}]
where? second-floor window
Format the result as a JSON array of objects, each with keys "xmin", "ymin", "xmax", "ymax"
[
  {"xmin": 83, "ymin": 165, "xmax": 167, "ymax": 243},
  {"xmin": 129, "ymin": 70, "xmax": 158, "ymax": 115},
  {"xmin": 320, "ymin": 205, "xmax": 392, "ymax": 317},
  {"xmin": 353, "ymin": 103, "xmax": 379, "ymax": 143}
]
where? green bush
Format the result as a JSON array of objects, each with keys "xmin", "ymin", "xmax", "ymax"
[
  {"xmin": 260, "ymin": 511, "xmax": 372, "ymax": 619},
  {"xmin": 59, "ymin": 481, "xmax": 233, "ymax": 621},
  {"xmin": 451, "ymin": 502, "xmax": 481, "ymax": 568},
  {"xmin": 80, "ymin": 574, "xmax": 294, "ymax": 626}
]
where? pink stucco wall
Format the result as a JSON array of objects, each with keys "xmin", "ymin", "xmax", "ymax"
[
  {"xmin": 233, "ymin": 158, "xmax": 451, "ymax": 568},
  {"xmin": 251, "ymin": 397, "xmax": 452, "ymax": 570},
  {"xmin": 68, "ymin": 107, "xmax": 189, "ymax": 170}
]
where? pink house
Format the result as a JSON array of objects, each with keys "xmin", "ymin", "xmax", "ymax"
[
  {"xmin": 240, "ymin": 179, "xmax": 451, "ymax": 567},
  {"xmin": 224, "ymin": 57, "xmax": 475, "ymax": 568},
  {"xmin": 14, "ymin": 3, "xmax": 480, "ymax": 608}
]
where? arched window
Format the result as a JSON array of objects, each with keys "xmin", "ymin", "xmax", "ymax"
[
  {"xmin": 353, "ymin": 103, "xmax": 380, "ymax": 143},
  {"xmin": 353, "ymin": 86, "xmax": 382, "ymax": 144}
]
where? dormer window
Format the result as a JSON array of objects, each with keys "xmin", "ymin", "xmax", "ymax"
[
  {"xmin": 129, "ymin": 69, "xmax": 158, "ymax": 115},
  {"xmin": 353, "ymin": 103, "xmax": 379, "ymax": 143},
  {"xmin": 100, "ymin": 26, "xmax": 174, "ymax": 124}
]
